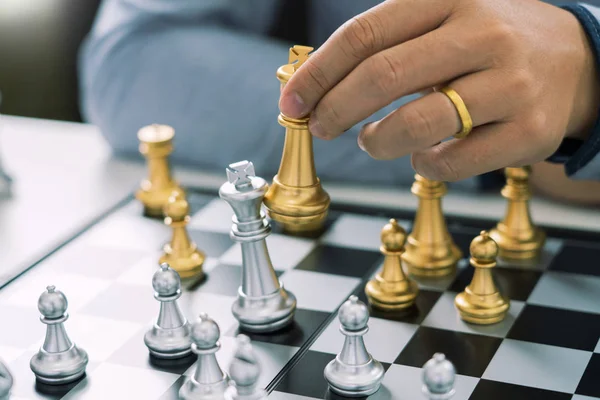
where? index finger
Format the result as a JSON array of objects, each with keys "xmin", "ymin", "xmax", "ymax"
[{"xmin": 279, "ymin": 0, "xmax": 455, "ymax": 118}]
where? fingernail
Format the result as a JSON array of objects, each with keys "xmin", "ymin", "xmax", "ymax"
[
  {"xmin": 279, "ymin": 91, "xmax": 308, "ymax": 118},
  {"xmin": 309, "ymin": 116, "xmax": 327, "ymax": 139},
  {"xmin": 357, "ymin": 135, "xmax": 366, "ymax": 151}
]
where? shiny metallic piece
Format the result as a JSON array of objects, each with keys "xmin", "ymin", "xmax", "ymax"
[
  {"xmin": 0, "ymin": 95, "xmax": 12, "ymax": 199},
  {"xmin": 422, "ymin": 353, "xmax": 456, "ymax": 400},
  {"xmin": 159, "ymin": 191, "xmax": 205, "ymax": 279},
  {"xmin": 402, "ymin": 175, "xmax": 462, "ymax": 277},
  {"xmin": 489, "ymin": 167, "xmax": 546, "ymax": 261},
  {"xmin": 455, "ymin": 231, "xmax": 510, "ymax": 325},
  {"xmin": 179, "ymin": 313, "xmax": 229, "ymax": 400},
  {"xmin": 225, "ymin": 334, "xmax": 267, "ymax": 400},
  {"xmin": 144, "ymin": 263, "xmax": 192, "ymax": 359},
  {"xmin": 324, "ymin": 296, "xmax": 384, "ymax": 397},
  {"xmin": 30, "ymin": 286, "xmax": 88, "ymax": 385},
  {"xmin": 0, "ymin": 360, "xmax": 13, "ymax": 400},
  {"xmin": 263, "ymin": 46, "xmax": 330, "ymax": 234},
  {"xmin": 219, "ymin": 161, "xmax": 296, "ymax": 333},
  {"xmin": 135, "ymin": 124, "xmax": 184, "ymax": 218},
  {"xmin": 365, "ymin": 219, "xmax": 419, "ymax": 310}
]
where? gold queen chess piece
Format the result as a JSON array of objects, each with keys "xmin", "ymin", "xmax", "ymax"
[
  {"xmin": 455, "ymin": 231, "xmax": 509, "ymax": 325},
  {"xmin": 402, "ymin": 175, "xmax": 462, "ymax": 277},
  {"xmin": 263, "ymin": 45, "xmax": 330, "ymax": 234},
  {"xmin": 135, "ymin": 124, "xmax": 184, "ymax": 218},
  {"xmin": 489, "ymin": 166, "xmax": 546, "ymax": 261},
  {"xmin": 365, "ymin": 219, "xmax": 419, "ymax": 310}
]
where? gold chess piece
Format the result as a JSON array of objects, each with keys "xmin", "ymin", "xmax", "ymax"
[
  {"xmin": 263, "ymin": 45, "xmax": 330, "ymax": 234},
  {"xmin": 159, "ymin": 191, "xmax": 205, "ymax": 280},
  {"xmin": 455, "ymin": 231, "xmax": 509, "ymax": 325},
  {"xmin": 135, "ymin": 124, "xmax": 184, "ymax": 218},
  {"xmin": 365, "ymin": 219, "xmax": 419, "ymax": 310},
  {"xmin": 402, "ymin": 175, "xmax": 462, "ymax": 277},
  {"xmin": 489, "ymin": 167, "xmax": 546, "ymax": 261}
]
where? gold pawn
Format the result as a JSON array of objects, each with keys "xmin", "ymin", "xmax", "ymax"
[
  {"xmin": 489, "ymin": 167, "xmax": 546, "ymax": 261},
  {"xmin": 135, "ymin": 124, "xmax": 184, "ymax": 218},
  {"xmin": 365, "ymin": 219, "xmax": 419, "ymax": 310},
  {"xmin": 263, "ymin": 45, "xmax": 330, "ymax": 234},
  {"xmin": 455, "ymin": 231, "xmax": 509, "ymax": 325},
  {"xmin": 159, "ymin": 191, "xmax": 205, "ymax": 280},
  {"xmin": 402, "ymin": 175, "xmax": 462, "ymax": 277}
]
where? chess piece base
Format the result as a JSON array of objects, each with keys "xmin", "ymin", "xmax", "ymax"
[
  {"xmin": 402, "ymin": 238, "xmax": 461, "ymax": 278},
  {"xmin": 159, "ymin": 246, "xmax": 205, "ymax": 280},
  {"xmin": 324, "ymin": 357, "xmax": 385, "ymax": 397},
  {"xmin": 136, "ymin": 184, "xmax": 183, "ymax": 219},
  {"xmin": 454, "ymin": 290, "xmax": 509, "ymax": 325},
  {"xmin": 233, "ymin": 284, "xmax": 296, "ymax": 333},
  {"xmin": 30, "ymin": 345, "xmax": 88, "ymax": 385},
  {"xmin": 144, "ymin": 323, "xmax": 192, "ymax": 359},
  {"xmin": 489, "ymin": 225, "xmax": 545, "ymax": 261},
  {"xmin": 179, "ymin": 372, "xmax": 229, "ymax": 400},
  {"xmin": 365, "ymin": 277, "xmax": 418, "ymax": 311},
  {"xmin": 422, "ymin": 386, "xmax": 456, "ymax": 400}
]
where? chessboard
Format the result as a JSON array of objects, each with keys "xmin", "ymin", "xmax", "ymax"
[{"xmin": 0, "ymin": 187, "xmax": 599, "ymax": 400}]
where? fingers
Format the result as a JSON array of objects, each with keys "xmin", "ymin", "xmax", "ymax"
[
  {"xmin": 357, "ymin": 68, "xmax": 526, "ymax": 159},
  {"xmin": 279, "ymin": 0, "xmax": 454, "ymax": 118}
]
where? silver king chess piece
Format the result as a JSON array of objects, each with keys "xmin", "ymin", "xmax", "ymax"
[
  {"xmin": 144, "ymin": 263, "xmax": 192, "ymax": 359},
  {"xmin": 218, "ymin": 160, "xmax": 296, "ymax": 333},
  {"xmin": 0, "ymin": 360, "xmax": 13, "ymax": 400},
  {"xmin": 422, "ymin": 353, "xmax": 456, "ymax": 399},
  {"xmin": 225, "ymin": 334, "xmax": 267, "ymax": 400}
]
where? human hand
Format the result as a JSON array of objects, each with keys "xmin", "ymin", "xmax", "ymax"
[{"xmin": 279, "ymin": 0, "xmax": 600, "ymax": 182}]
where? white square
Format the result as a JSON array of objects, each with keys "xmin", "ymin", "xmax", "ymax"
[
  {"xmin": 595, "ymin": 337, "xmax": 600, "ymax": 353},
  {"xmin": 179, "ymin": 291, "xmax": 238, "ymax": 334},
  {"xmin": 572, "ymin": 396, "xmax": 600, "ymax": 400},
  {"xmin": 269, "ymin": 392, "xmax": 318, "ymax": 400},
  {"xmin": 0, "ymin": 346, "xmax": 26, "ymax": 364},
  {"xmin": 78, "ymin": 215, "xmax": 169, "ymax": 251},
  {"xmin": 528, "ymin": 271, "xmax": 600, "ymax": 314},
  {"xmin": 189, "ymin": 199, "xmax": 233, "ymax": 233}
]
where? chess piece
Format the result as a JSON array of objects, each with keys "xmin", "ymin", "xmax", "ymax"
[
  {"xmin": 30, "ymin": 286, "xmax": 88, "ymax": 384},
  {"xmin": 219, "ymin": 160, "xmax": 296, "ymax": 333},
  {"xmin": 144, "ymin": 263, "xmax": 192, "ymax": 359},
  {"xmin": 225, "ymin": 334, "xmax": 267, "ymax": 400},
  {"xmin": 263, "ymin": 45, "xmax": 330, "ymax": 234},
  {"xmin": 0, "ymin": 94, "xmax": 12, "ymax": 199},
  {"xmin": 324, "ymin": 295, "xmax": 384, "ymax": 397},
  {"xmin": 159, "ymin": 191, "xmax": 205, "ymax": 279},
  {"xmin": 135, "ymin": 124, "xmax": 184, "ymax": 218},
  {"xmin": 422, "ymin": 353, "xmax": 456, "ymax": 400},
  {"xmin": 402, "ymin": 175, "xmax": 462, "ymax": 277},
  {"xmin": 455, "ymin": 231, "xmax": 510, "ymax": 324},
  {"xmin": 489, "ymin": 167, "xmax": 546, "ymax": 261},
  {"xmin": 179, "ymin": 313, "xmax": 230, "ymax": 399},
  {"xmin": 0, "ymin": 360, "xmax": 13, "ymax": 400},
  {"xmin": 365, "ymin": 219, "xmax": 419, "ymax": 310}
]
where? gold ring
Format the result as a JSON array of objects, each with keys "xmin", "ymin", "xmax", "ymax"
[{"xmin": 440, "ymin": 87, "xmax": 473, "ymax": 139}]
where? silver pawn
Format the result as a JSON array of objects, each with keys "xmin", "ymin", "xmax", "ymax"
[
  {"xmin": 225, "ymin": 335, "xmax": 267, "ymax": 400},
  {"xmin": 0, "ymin": 360, "xmax": 13, "ymax": 400},
  {"xmin": 324, "ymin": 295, "xmax": 384, "ymax": 397},
  {"xmin": 422, "ymin": 353, "xmax": 456, "ymax": 400},
  {"xmin": 179, "ymin": 313, "xmax": 229, "ymax": 399},
  {"xmin": 144, "ymin": 263, "xmax": 192, "ymax": 359},
  {"xmin": 30, "ymin": 286, "xmax": 88, "ymax": 384},
  {"xmin": 218, "ymin": 161, "xmax": 296, "ymax": 333}
]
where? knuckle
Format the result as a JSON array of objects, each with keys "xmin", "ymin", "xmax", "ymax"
[
  {"xmin": 428, "ymin": 146, "xmax": 461, "ymax": 182},
  {"xmin": 399, "ymin": 107, "xmax": 433, "ymax": 145},
  {"xmin": 341, "ymin": 15, "xmax": 385, "ymax": 59},
  {"xmin": 522, "ymin": 111, "xmax": 547, "ymax": 137},
  {"xmin": 509, "ymin": 69, "xmax": 537, "ymax": 101},
  {"xmin": 364, "ymin": 53, "xmax": 403, "ymax": 96},
  {"xmin": 303, "ymin": 59, "xmax": 330, "ymax": 92},
  {"xmin": 487, "ymin": 22, "xmax": 520, "ymax": 54},
  {"xmin": 317, "ymin": 103, "xmax": 344, "ymax": 135}
]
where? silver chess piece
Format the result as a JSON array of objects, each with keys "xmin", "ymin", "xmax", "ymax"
[
  {"xmin": 324, "ymin": 295, "xmax": 385, "ymax": 397},
  {"xmin": 0, "ymin": 360, "xmax": 13, "ymax": 400},
  {"xmin": 218, "ymin": 160, "xmax": 296, "ymax": 333},
  {"xmin": 422, "ymin": 353, "xmax": 456, "ymax": 399},
  {"xmin": 30, "ymin": 285, "xmax": 88, "ymax": 385},
  {"xmin": 179, "ymin": 313, "xmax": 229, "ymax": 399},
  {"xmin": 144, "ymin": 263, "xmax": 192, "ymax": 359},
  {"xmin": 225, "ymin": 334, "xmax": 267, "ymax": 400}
]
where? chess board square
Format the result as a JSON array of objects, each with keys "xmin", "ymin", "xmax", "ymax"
[
  {"xmin": 448, "ymin": 227, "xmax": 482, "ymax": 256},
  {"xmin": 192, "ymin": 263, "xmax": 242, "ymax": 297},
  {"xmin": 596, "ymin": 338, "xmax": 600, "ymax": 353},
  {"xmin": 0, "ymin": 346, "xmax": 27, "ymax": 364},
  {"xmin": 482, "ymin": 339, "xmax": 592, "ymax": 394},
  {"xmin": 0, "ymin": 305, "xmax": 46, "ymax": 348},
  {"xmin": 178, "ymin": 291, "xmax": 238, "ymax": 333},
  {"xmin": 186, "ymin": 230, "xmax": 233, "ymax": 258},
  {"xmin": 497, "ymin": 238, "xmax": 563, "ymax": 271},
  {"xmin": 395, "ymin": 326, "xmax": 502, "ymax": 377},
  {"xmin": 469, "ymin": 380, "xmax": 572, "ymax": 400},
  {"xmin": 268, "ymin": 393, "xmax": 317, "ymax": 400},
  {"xmin": 279, "ymin": 270, "xmax": 361, "ymax": 313},
  {"xmin": 310, "ymin": 315, "xmax": 418, "ymax": 363},
  {"xmin": 410, "ymin": 258, "xmax": 470, "ymax": 292},
  {"xmin": 367, "ymin": 364, "xmax": 478, "ymax": 400},
  {"xmin": 79, "ymin": 283, "xmax": 157, "ymax": 324},
  {"xmin": 184, "ymin": 192, "xmax": 215, "ymax": 213},
  {"xmin": 448, "ymin": 264, "xmax": 541, "ymax": 301},
  {"xmin": 549, "ymin": 240, "xmax": 600, "ymax": 277},
  {"xmin": 576, "ymin": 353, "xmax": 600, "ymax": 397},
  {"xmin": 189, "ymin": 198, "xmax": 232, "ymax": 233},
  {"xmin": 528, "ymin": 271, "xmax": 600, "ymax": 314},
  {"xmin": 422, "ymin": 292, "xmax": 525, "ymax": 338},
  {"xmin": 295, "ymin": 244, "xmax": 382, "ymax": 278},
  {"xmin": 572, "ymin": 396, "xmax": 600, "ymax": 400},
  {"xmin": 507, "ymin": 305, "xmax": 600, "ymax": 351}
]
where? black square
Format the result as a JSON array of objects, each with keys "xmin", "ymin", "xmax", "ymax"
[
  {"xmin": 226, "ymin": 308, "xmax": 330, "ymax": 347},
  {"xmin": 449, "ymin": 265, "xmax": 541, "ymax": 302},
  {"xmin": 470, "ymin": 379, "xmax": 572, "ymax": 400},
  {"xmin": 549, "ymin": 240, "xmax": 600, "ymax": 277},
  {"xmin": 186, "ymin": 230, "xmax": 234, "ymax": 258},
  {"xmin": 447, "ymin": 227, "xmax": 482, "ymax": 257},
  {"xmin": 394, "ymin": 327, "xmax": 502, "ymax": 377},
  {"xmin": 508, "ymin": 305, "xmax": 600, "ymax": 351},
  {"xmin": 576, "ymin": 353, "xmax": 600, "ymax": 397},
  {"xmin": 295, "ymin": 244, "xmax": 382, "ymax": 278}
]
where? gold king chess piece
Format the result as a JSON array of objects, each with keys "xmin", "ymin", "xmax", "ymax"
[
  {"xmin": 263, "ymin": 45, "xmax": 330, "ymax": 234},
  {"xmin": 455, "ymin": 231, "xmax": 509, "ymax": 324},
  {"xmin": 159, "ymin": 191, "xmax": 205, "ymax": 280},
  {"xmin": 489, "ymin": 167, "xmax": 545, "ymax": 261},
  {"xmin": 402, "ymin": 175, "xmax": 462, "ymax": 277},
  {"xmin": 135, "ymin": 124, "xmax": 184, "ymax": 218},
  {"xmin": 365, "ymin": 219, "xmax": 419, "ymax": 310}
]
